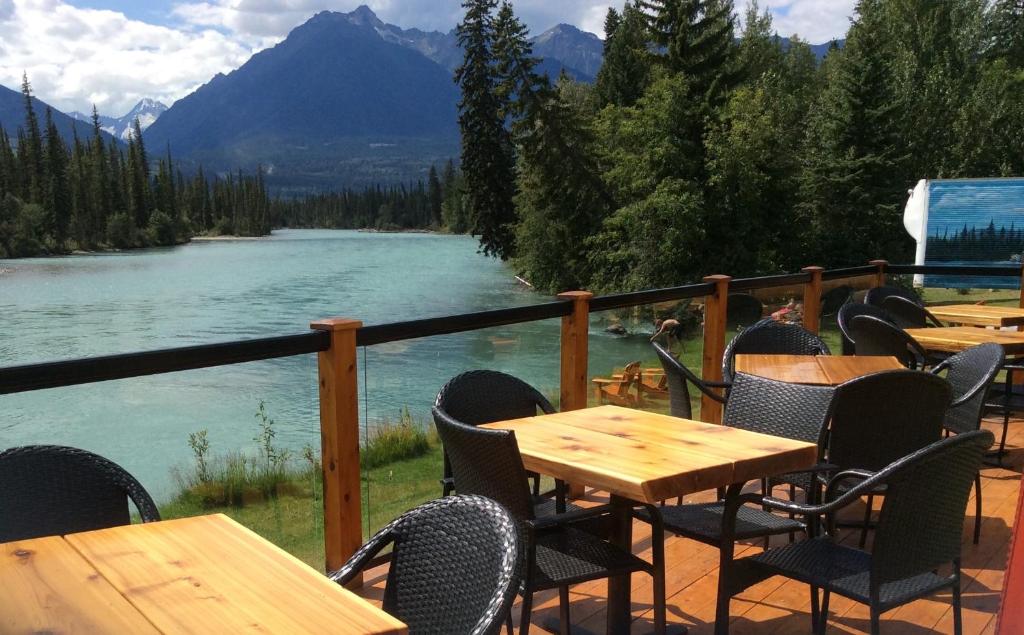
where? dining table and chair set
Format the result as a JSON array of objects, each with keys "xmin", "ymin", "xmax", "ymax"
[{"xmin": 2, "ymin": 284, "xmax": 1020, "ymax": 634}]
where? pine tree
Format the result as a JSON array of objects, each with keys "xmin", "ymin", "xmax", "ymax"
[
  {"xmin": 20, "ymin": 74, "xmax": 45, "ymax": 203},
  {"xmin": 602, "ymin": 8, "xmax": 621, "ymax": 54},
  {"xmin": 43, "ymin": 108, "xmax": 72, "ymax": 250},
  {"xmin": 89, "ymin": 106, "xmax": 111, "ymax": 244},
  {"xmin": 427, "ymin": 165, "xmax": 443, "ymax": 226},
  {"xmin": 455, "ymin": 0, "xmax": 517, "ymax": 259},
  {"xmin": 595, "ymin": 2, "xmax": 653, "ymax": 107}
]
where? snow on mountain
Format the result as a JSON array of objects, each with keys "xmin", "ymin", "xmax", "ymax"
[{"xmin": 70, "ymin": 98, "xmax": 168, "ymax": 140}]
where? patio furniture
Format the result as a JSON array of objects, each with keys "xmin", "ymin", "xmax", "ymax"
[
  {"xmin": 639, "ymin": 371, "xmax": 833, "ymax": 560},
  {"xmin": 882, "ymin": 295, "xmax": 945, "ymax": 329},
  {"xmin": 819, "ymin": 369, "xmax": 950, "ymax": 548},
  {"xmin": 0, "ymin": 445, "xmax": 160, "ymax": 542},
  {"xmin": 837, "ymin": 303, "xmax": 896, "ymax": 355},
  {"xmin": 718, "ymin": 429, "xmax": 993, "ymax": 635},
  {"xmin": 726, "ymin": 293, "xmax": 764, "ymax": 329},
  {"xmin": 433, "ymin": 407, "xmax": 665, "ymax": 635},
  {"xmin": 734, "ymin": 354, "xmax": 903, "ymax": 386},
  {"xmin": 434, "ymin": 370, "xmax": 554, "ymax": 498},
  {"xmin": 931, "ymin": 343, "xmax": 1004, "ymax": 543},
  {"xmin": 864, "ymin": 285, "xmax": 923, "ymax": 308},
  {"xmin": 592, "ymin": 360, "xmax": 642, "ymax": 407},
  {"xmin": 652, "ymin": 341, "xmax": 727, "ymax": 419},
  {"xmin": 722, "ymin": 319, "xmax": 830, "ymax": 383},
  {"xmin": 331, "ymin": 495, "xmax": 521, "ymax": 635},
  {"xmin": 905, "ymin": 325, "xmax": 1024, "ymax": 355},
  {"xmin": 819, "ymin": 285, "xmax": 853, "ymax": 317},
  {"xmin": 479, "ymin": 404, "xmax": 818, "ymax": 633},
  {"xmin": 848, "ymin": 315, "xmax": 934, "ymax": 369},
  {"xmin": 927, "ymin": 303, "xmax": 1024, "ymax": 327},
  {"xmin": 1, "ymin": 514, "xmax": 407, "ymax": 634}
]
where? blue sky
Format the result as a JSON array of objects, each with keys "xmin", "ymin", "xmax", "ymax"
[{"xmin": 1, "ymin": 1, "xmax": 856, "ymax": 117}]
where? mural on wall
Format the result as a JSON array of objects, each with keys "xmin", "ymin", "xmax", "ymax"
[{"xmin": 904, "ymin": 178, "xmax": 1024, "ymax": 288}]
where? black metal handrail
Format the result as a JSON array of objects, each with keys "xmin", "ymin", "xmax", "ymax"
[{"xmin": 2, "ymin": 262, "xmax": 1022, "ymax": 395}]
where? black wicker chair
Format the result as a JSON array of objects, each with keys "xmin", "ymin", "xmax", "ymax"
[
  {"xmin": 819, "ymin": 285, "xmax": 853, "ymax": 317},
  {"xmin": 881, "ymin": 295, "xmax": 944, "ymax": 329},
  {"xmin": 837, "ymin": 303, "xmax": 896, "ymax": 355},
  {"xmin": 651, "ymin": 342, "xmax": 728, "ymax": 419},
  {"xmin": 721, "ymin": 319, "xmax": 831, "ymax": 383},
  {"xmin": 435, "ymin": 370, "xmax": 555, "ymax": 498},
  {"xmin": 330, "ymin": 495, "xmax": 522, "ymax": 635},
  {"xmin": 931, "ymin": 343, "xmax": 1004, "ymax": 543},
  {"xmin": 864, "ymin": 285, "xmax": 923, "ymax": 308},
  {"xmin": 848, "ymin": 315, "xmax": 934, "ymax": 369},
  {"xmin": 0, "ymin": 445, "xmax": 160, "ymax": 542},
  {"xmin": 726, "ymin": 293, "xmax": 764, "ymax": 330},
  {"xmin": 637, "ymin": 373, "xmax": 835, "ymax": 630},
  {"xmin": 821, "ymin": 369, "xmax": 950, "ymax": 548},
  {"xmin": 717, "ymin": 430, "xmax": 993, "ymax": 635},
  {"xmin": 433, "ymin": 408, "xmax": 665, "ymax": 635}
]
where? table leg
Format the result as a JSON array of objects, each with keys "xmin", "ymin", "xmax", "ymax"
[
  {"xmin": 607, "ymin": 494, "xmax": 634, "ymax": 635},
  {"xmin": 715, "ymin": 484, "xmax": 744, "ymax": 635}
]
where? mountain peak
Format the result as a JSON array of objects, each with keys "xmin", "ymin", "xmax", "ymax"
[{"xmin": 347, "ymin": 5, "xmax": 383, "ymax": 28}]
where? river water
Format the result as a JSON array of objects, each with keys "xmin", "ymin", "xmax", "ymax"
[{"xmin": 1, "ymin": 230, "xmax": 656, "ymax": 500}]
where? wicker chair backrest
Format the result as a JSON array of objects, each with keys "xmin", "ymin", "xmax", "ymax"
[
  {"xmin": 722, "ymin": 319, "xmax": 831, "ymax": 382},
  {"xmin": 848, "ymin": 315, "xmax": 926, "ymax": 368},
  {"xmin": 725, "ymin": 373, "xmax": 834, "ymax": 444},
  {"xmin": 0, "ymin": 445, "xmax": 160, "ymax": 542},
  {"xmin": 435, "ymin": 370, "xmax": 554, "ymax": 425},
  {"xmin": 934, "ymin": 343, "xmax": 1004, "ymax": 435},
  {"xmin": 432, "ymin": 407, "xmax": 535, "ymax": 521},
  {"xmin": 865, "ymin": 285, "xmax": 923, "ymax": 308},
  {"xmin": 827, "ymin": 370, "xmax": 950, "ymax": 473},
  {"xmin": 837, "ymin": 303, "xmax": 896, "ymax": 355},
  {"xmin": 871, "ymin": 430, "xmax": 992, "ymax": 587}
]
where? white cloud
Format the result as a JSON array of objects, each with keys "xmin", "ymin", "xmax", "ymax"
[
  {"xmin": 745, "ymin": 0, "xmax": 856, "ymax": 44},
  {"xmin": 0, "ymin": 0, "xmax": 258, "ymax": 116}
]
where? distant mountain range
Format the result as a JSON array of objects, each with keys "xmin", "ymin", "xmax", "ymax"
[
  {"xmin": 0, "ymin": 83, "xmax": 118, "ymax": 146},
  {"xmin": 1, "ymin": 5, "xmax": 842, "ymax": 191},
  {"xmin": 70, "ymin": 98, "xmax": 168, "ymax": 141}
]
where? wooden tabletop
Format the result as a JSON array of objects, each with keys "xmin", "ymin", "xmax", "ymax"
[
  {"xmin": 906, "ymin": 326, "xmax": 1024, "ymax": 355},
  {"xmin": 1, "ymin": 514, "xmax": 407, "ymax": 635},
  {"xmin": 734, "ymin": 354, "xmax": 904, "ymax": 385},
  {"xmin": 480, "ymin": 405, "xmax": 818, "ymax": 504},
  {"xmin": 927, "ymin": 304, "xmax": 1024, "ymax": 327}
]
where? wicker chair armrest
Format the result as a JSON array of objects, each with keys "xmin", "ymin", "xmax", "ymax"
[
  {"xmin": 739, "ymin": 468, "xmax": 887, "ymax": 518},
  {"xmin": 328, "ymin": 523, "xmax": 396, "ymax": 585}
]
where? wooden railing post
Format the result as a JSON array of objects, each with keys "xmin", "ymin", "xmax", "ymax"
[
  {"xmin": 310, "ymin": 318, "xmax": 363, "ymax": 581},
  {"xmin": 558, "ymin": 291, "xmax": 592, "ymax": 498},
  {"xmin": 802, "ymin": 266, "xmax": 824, "ymax": 335},
  {"xmin": 701, "ymin": 275, "xmax": 731, "ymax": 424},
  {"xmin": 869, "ymin": 259, "xmax": 888, "ymax": 288}
]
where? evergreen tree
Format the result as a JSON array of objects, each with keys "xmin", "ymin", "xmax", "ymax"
[
  {"xmin": 455, "ymin": 0, "xmax": 517, "ymax": 259},
  {"xmin": 20, "ymin": 74, "xmax": 45, "ymax": 203},
  {"xmin": 427, "ymin": 165, "xmax": 443, "ymax": 226},
  {"xmin": 43, "ymin": 108, "xmax": 71, "ymax": 250},
  {"xmin": 595, "ymin": 2, "xmax": 653, "ymax": 107}
]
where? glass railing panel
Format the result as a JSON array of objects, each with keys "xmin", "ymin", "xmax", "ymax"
[{"xmin": 0, "ymin": 355, "xmax": 326, "ymax": 571}]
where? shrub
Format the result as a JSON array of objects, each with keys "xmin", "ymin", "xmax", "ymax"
[
  {"xmin": 146, "ymin": 210, "xmax": 176, "ymax": 245},
  {"xmin": 105, "ymin": 213, "xmax": 135, "ymax": 248},
  {"xmin": 361, "ymin": 407, "xmax": 432, "ymax": 469}
]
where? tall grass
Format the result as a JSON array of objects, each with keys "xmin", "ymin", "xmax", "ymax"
[{"xmin": 362, "ymin": 407, "xmax": 434, "ymax": 469}]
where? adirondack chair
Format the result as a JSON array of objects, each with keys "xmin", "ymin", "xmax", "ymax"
[
  {"xmin": 637, "ymin": 371, "xmax": 669, "ymax": 401},
  {"xmin": 592, "ymin": 361, "xmax": 642, "ymax": 407}
]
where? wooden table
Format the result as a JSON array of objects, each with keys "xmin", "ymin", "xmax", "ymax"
[
  {"xmin": 927, "ymin": 303, "xmax": 1024, "ymax": 328},
  {"xmin": 734, "ymin": 354, "xmax": 904, "ymax": 385},
  {"xmin": 481, "ymin": 405, "xmax": 818, "ymax": 634},
  {"xmin": 906, "ymin": 326, "xmax": 1024, "ymax": 355},
  {"xmin": 0, "ymin": 514, "xmax": 407, "ymax": 635}
]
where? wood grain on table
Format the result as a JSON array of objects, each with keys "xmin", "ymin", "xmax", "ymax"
[
  {"xmin": 481, "ymin": 405, "xmax": 817, "ymax": 503},
  {"xmin": 928, "ymin": 304, "xmax": 1024, "ymax": 328},
  {"xmin": 65, "ymin": 514, "xmax": 407, "ymax": 635},
  {"xmin": 734, "ymin": 354, "xmax": 903, "ymax": 385},
  {"xmin": 1, "ymin": 535, "xmax": 160, "ymax": 634},
  {"xmin": 906, "ymin": 326, "xmax": 1024, "ymax": 354}
]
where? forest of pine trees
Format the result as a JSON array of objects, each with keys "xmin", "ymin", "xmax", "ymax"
[
  {"xmin": 0, "ymin": 76, "xmax": 273, "ymax": 258},
  {"xmin": 455, "ymin": 0, "xmax": 1024, "ymax": 294}
]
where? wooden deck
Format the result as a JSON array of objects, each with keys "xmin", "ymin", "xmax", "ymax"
[{"xmin": 357, "ymin": 415, "xmax": 1024, "ymax": 634}]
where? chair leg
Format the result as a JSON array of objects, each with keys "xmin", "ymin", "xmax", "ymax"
[
  {"xmin": 974, "ymin": 472, "xmax": 983, "ymax": 545},
  {"xmin": 818, "ymin": 591, "xmax": 830, "ymax": 635},
  {"xmin": 652, "ymin": 516, "xmax": 667, "ymax": 635},
  {"xmin": 869, "ymin": 606, "xmax": 881, "ymax": 635},
  {"xmin": 788, "ymin": 484, "xmax": 797, "ymax": 543},
  {"xmin": 809, "ymin": 587, "xmax": 820, "ymax": 633},
  {"xmin": 558, "ymin": 586, "xmax": 570, "ymax": 635},
  {"xmin": 859, "ymin": 494, "xmax": 874, "ymax": 549},
  {"xmin": 519, "ymin": 591, "xmax": 533, "ymax": 635},
  {"xmin": 505, "ymin": 610, "xmax": 514, "ymax": 635},
  {"xmin": 953, "ymin": 581, "xmax": 963, "ymax": 635},
  {"xmin": 1001, "ymin": 369, "xmax": 1014, "ymax": 460}
]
